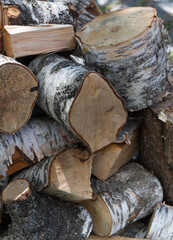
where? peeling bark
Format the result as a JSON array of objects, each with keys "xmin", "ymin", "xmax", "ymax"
[
  {"xmin": 82, "ymin": 163, "xmax": 163, "ymax": 237},
  {"xmin": 0, "ymin": 54, "xmax": 38, "ymax": 135},
  {"xmin": 76, "ymin": 7, "xmax": 170, "ymax": 111},
  {"xmin": 2, "ymin": 0, "xmax": 75, "ymax": 26},
  {"xmin": 29, "ymin": 54, "xmax": 127, "ymax": 152},
  {"xmin": 2, "ymin": 179, "xmax": 93, "ymax": 240},
  {"xmin": 13, "ymin": 148, "xmax": 93, "ymax": 202},
  {"xmin": 0, "ymin": 118, "xmax": 76, "ymax": 176}
]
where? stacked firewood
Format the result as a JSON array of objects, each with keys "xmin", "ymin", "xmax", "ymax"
[{"xmin": 0, "ymin": 0, "xmax": 173, "ymax": 239}]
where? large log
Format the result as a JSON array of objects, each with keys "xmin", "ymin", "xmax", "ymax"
[
  {"xmin": 92, "ymin": 119, "xmax": 139, "ymax": 180},
  {"xmin": 0, "ymin": 118, "xmax": 76, "ymax": 176},
  {"xmin": 146, "ymin": 203, "xmax": 173, "ymax": 240},
  {"xmin": 4, "ymin": 24, "xmax": 76, "ymax": 57},
  {"xmin": 13, "ymin": 147, "xmax": 92, "ymax": 202},
  {"xmin": 82, "ymin": 163, "xmax": 163, "ymax": 237},
  {"xmin": 2, "ymin": 0, "xmax": 75, "ymax": 26},
  {"xmin": 29, "ymin": 54, "xmax": 127, "ymax": 152},
  {"xmin": 139, "ymin": 94, "xmax": 173, "ymax": 205},
  {"xmin": 76, "ymin": 7, "xmax": 170, "ymax": 111},
  {"xmin": 0, "ymin": 54, "xmax": 38, "ymax": 134},
  {"xmin": 2, "ymin": 179, "xmax": 93, "ymax": 240}
]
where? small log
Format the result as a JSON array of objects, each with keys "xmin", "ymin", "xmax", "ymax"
[
  {"xmin": 82, "ymin": 163, "xmax": 163, "ymax": 237},
  {"xmin": 0, "ymin": 118, "xmax": 76, "ymax": 176},
  {"xmin": 4, "ymin": 24, "xmax": 76, "ymax": 58},
  {"xmin": 140, "ymin": 93, "xmax": 173, "ymax": 205},
  {"xmin": 2, "ymin": 0, "xmax": 75, "ymax": 26},
  {"xmin": 2, "ymin": 179, "xmax": 93, "ymax": 240},
  {"xmin": 92, "ymin": 119, "xmax": 139, "ymax": 180},
  {"xmin": 0, "ymin": 54, "xmax": 38, "ymax": 134},
  {"xmin": 146, "ymin": 203, "xmax": 173, "ymax": 239},
  {"xmin": 13, "ymin": 147, "xmax": 92, "ymax": 202},
  {"xmin": 29, "ymin": 54, "xmax": 127, "ymax": 152},
  {"xmin": 76, "ymin": 7, "xmax": 170, "ymax": 111}
]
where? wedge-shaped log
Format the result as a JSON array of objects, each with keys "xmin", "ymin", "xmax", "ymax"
[
  {"xmin": 13, "ymin": 147, "xmax": 92, "ymax": 202},
  {"xmin": 0, "ymin": 55, "xmax": 38, "ymax": 134},
  {"xmin": 4, "ymin": 24, "xmax": 76, "ymax": 58},
  {"xmin": 76, "ymin": 7, "xmax": 170, "ymax": 111},
  {"xmin": 140, "ymin": 94, "xmax": 173, "ymax": 205},
  {"xmin": 92, "ymin": 119, "xmax": 139, "ymax": 180},
  {"xmin": 2, "ymin": 179, "xmax": 93, "ymax": 240},
  {"xmin": 0, "ymin": 118, "xmax": 76, "ymax": 176},
  {"xmin": 2, "ymin": 0, "xmax": 74, "ymax": 26},
  {"xmin": 29, "ymin": 54, "xmax": 127, "ymax": 152},
  {"xmin": 82, "ymin": 163, "xmax": 163, "ymax": 237},
  {"xmin": 146, "ymin": 203, "xmax": 173, "ymax": 240}
]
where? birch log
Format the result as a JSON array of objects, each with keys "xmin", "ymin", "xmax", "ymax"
[
  {"xmin": 82, "ymin": 163, "xmax": 163, "ymax": 237},
  {"xmin": 2, "ymin": 179, "xmax": 93, "ymax": 240},
  {"xmin": 140, "ymin": 93, "xmax": 173, "ymax": 205},
  {"xmin": 0, "ymin": 118, "xmax": 76, "ymax": 176},
  {"xmin": 146, "ymin": 203, "xmax": 173, "ymax": 240},
  {"xmin": 2, "ymin": 0, "xmax": 75, "ymax": 26},
  {"xmin": 76, "ymin": 7, "xmax": 170, "ymax": 111},
  {"xmin": 0, "ymin": 55, "xmax": 38, "ymax": 134},
  {"xmin": 92, "ymin": 119, "xmax": 139, "ymax": 180},
  {"xmin": 88, "ymin": 236, "xmax": 149, "ymax": 240},
  {"xmin": 29, "ymin": 54, "xmax": 127, "ymax": 152},
  {"xmin": 13, "ymin": 147, "xmax": 92, "ymax": 202}
]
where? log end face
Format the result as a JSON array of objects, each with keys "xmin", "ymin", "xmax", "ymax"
[
  {"xmin": 69, "ymin": 73, "xmax": 127, "ymax": 152},
  {"xmin": 0, "ymin": 62, "xmax": 38, "ymax": 134}
]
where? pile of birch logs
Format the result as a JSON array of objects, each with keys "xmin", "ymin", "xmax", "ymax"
[{"xmin": 0, "ymin": 0, "xmax": 173, "ymax": 239}]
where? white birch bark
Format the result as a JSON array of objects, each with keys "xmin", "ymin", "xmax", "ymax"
[
  {"xmin": 0, "ymin": 118, "xmax": 76, "ymax": 176},
  {"xmin": 76, "ymin": 7, "xmax": 170, "ymax": 111}
]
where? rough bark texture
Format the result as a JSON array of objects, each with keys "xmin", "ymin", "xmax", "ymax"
[
  {"xmin": 82, "ymin": 163, "xmax": 163, "ymax": 237},
  {"xmin": 0, "ymin": 118, "xmax": 76, "ymax": 176},
  {"xmin": 0, "ymin": 54, "xmax": 38, "ymax": 135},
  {"xmin": 13, "ymin": 148, "xmax": 93, "ymax": 202},
  {"xmin": 2, "ymin": 0, "xmax": 75, "ymax": 26},
  {"xmin": 29, "ymin": 54, "xmax": 127, "ymax": 152},
  {"xmin": 92, "ymin": 119, "xmax": 139, "ymax": 180},
  {"xmin": 76, "ymin": 7, "xmax": 170, "ymax": 111},
  {"xmin": 2, "ymin": 179, "xmax": 93, "ymax": 240},
  {"xmin": 146, "ymin": 203, "xmax": 173, "ymax": 240},
  {"xmin": 139, "ymin": 94, "xmax": 173, "ymax": 205}
]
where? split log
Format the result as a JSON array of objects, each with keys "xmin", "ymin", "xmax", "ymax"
[
  {"xmin": 13, "ymin": 147, "xmax": 92, "ymax": 202},
  {"xmin": 0, "ymin": 118, "xmax": 76, "ymax": 176},
  {"xmin": 0, "ymin": 55, "xmax": 38, "ymax": 134},
  {"xmin": 4, "ymin": 24, "xmax": 76, "ymax": 58},
  {"xmin": 140, "ymin": 93, "xmax": 173, "ymax": 205},
  {"xmin": 29, "ymin": 54, "xmax": 127, "ymax": 152},
  {"xmin": 88, "ymin": 236, "xmax": 149, "ymax": 240},
  {"xmin": 76, "ymin": 7, "xmax": 170, "ymax": 111},
  {"xmin": 2, "ymin": 179, "xmax": 93, "ymax": 240},
  {"xmin": 146, "ymin": 203, "xmax": 173, "ymax": 240},
  {"xmin": 92, "ymin": 119, "xmax": 139, "ymax": 181},
  {"xmin": 1, "ymin": 0, "xmax": 75, "ymax": 26},
  {"xmin": 82, "ymin": 163, "xmax": 163, "ymax": 237}
]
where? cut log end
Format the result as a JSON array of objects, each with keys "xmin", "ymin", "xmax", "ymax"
[
  {"xmin": 0, "ymin": 61, "xmax": 38, "ymax": 134},
  {"xmin": 77, "ymin": 7, "xmax": 156, "ymax": 48},
  {"xmin": 2, "ymin": 179, "xmax": 31, "ymax": 203},
  {"xmin": 69, "ymin": 72, "xmax": 127, "ymax": 152}
]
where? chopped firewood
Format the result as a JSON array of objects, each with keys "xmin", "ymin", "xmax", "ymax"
[
  {"xmin": 0, "ymin": 118, "xmax": 76, "ymax": 176},
  {"xmin": 140, "ymin": 93, "xmax": 173, "ymax": 205},
  {"xmin": 29, "ymin": 54, "xmax": 127, "ymax": 152},
  {"xmin": 2, "ymin": 0, "xmax": 75, "ymax": 26},
  {"xmin": 82, "ymin": 163, "xmax": 163, "ymax": 237},
  {"xmin": 88, "ymin": 235, "xmax": 150, "ymax": 239},
  {"xmin": 13, "ymin": 147, "xmax": 92, "ymax": 202},
  {"xmin": 2, "ymin": 179, "xmax": 93, "ymax": 240},
  {"xmin": 76, "ymin": 7, "xmax": 170, "ymax": 111},
  {"xmin": 92, "ymin": 119, "xmax": 139, "ymax": 180},
  {"xmin": 146, "ymin": 203, "xmax": 173, "ymax": 239},
  {"xmin": 0, "ymin": 54, "xmax": 38, "ymax": 134},
  {"xmin": 3, "ymin": 24, "xmax": 76, "ymax": 57}
]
